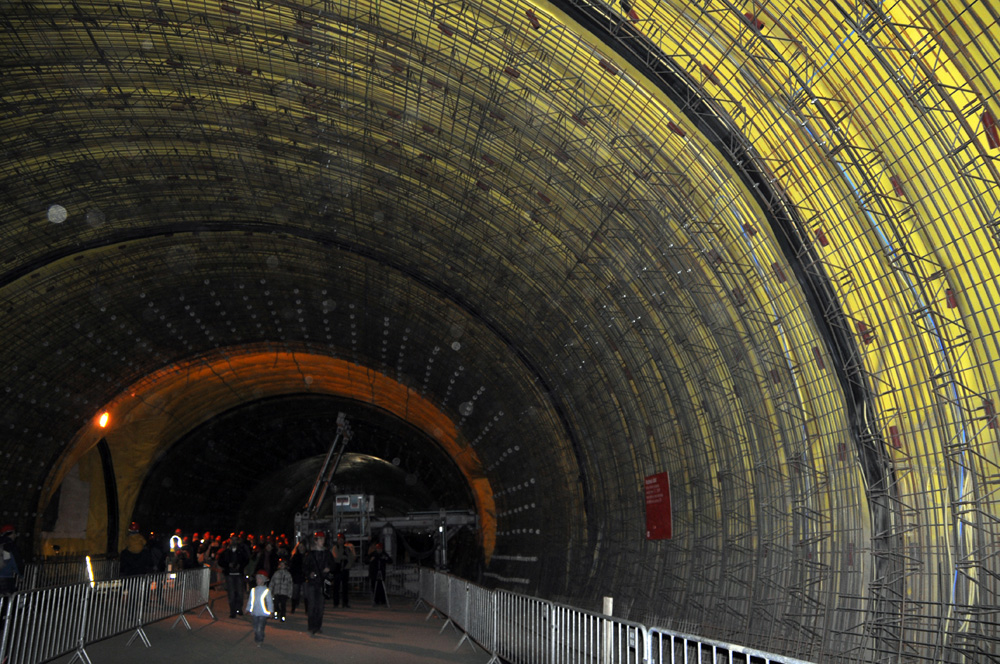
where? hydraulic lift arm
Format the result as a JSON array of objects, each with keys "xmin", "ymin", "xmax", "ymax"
[{"xmin": 302, "ymin": 412, "xmax": 353, "ymax": 517}]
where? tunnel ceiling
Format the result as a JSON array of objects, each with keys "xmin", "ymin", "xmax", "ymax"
[{"xmin": 4, "ymin": 0, "xmax": 1000, "ymax": 661}]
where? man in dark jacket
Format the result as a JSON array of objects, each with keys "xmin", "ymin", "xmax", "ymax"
[
  {"xmin": 331, "ymin": 532, "xmax": 355, "ymax": 608},
  {"xmin": 119, "ymin": 522, "xmax": 154, "ymax": 577},
  {"xmin": 216, "ymin": 536, "xmax": 250, "ymax": 618},
  {"xmin": 0, "ymin": 524, "xmax": 23, "ymax": 594},
  {"xmin": 367, "ymin": 542, "xmax": 391, "ymax": 606},
  {"xmin": 302, "ymin": 532, "xmax": 335, "ymax": 635}
]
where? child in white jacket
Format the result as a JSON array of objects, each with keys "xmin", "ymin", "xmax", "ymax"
[
  {"xmin": 247, "ymin": 570, "xmax": 274, "ymax": 647},
  {"xmin": 269, "ymin": 559, "xmax": 294, "ymax": 621}
]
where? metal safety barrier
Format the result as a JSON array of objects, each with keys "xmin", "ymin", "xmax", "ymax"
[
  {"xmin": 347, "ymin": 563, "xmax": 421, "ymax": 598},
  {"xmin": 417, "ymin": 569, "xmax": 814, "ymax": 664},
  {"xmin": 494, "ymin": 590, "xmax": 552, "ymax": 663},
  {"xmin": 550, "ymin": 602, "xmax": 646, "ymax": 664},
  {"xmin": 0, "ymin": 567, "xmax": 214, "ymax": 664},
  {"xmin": 647, "ymin": 628, "xmax": 812, "ymax": 664},
  {"xmin": 418, "ymin": 564, "xmax": 435, "ymax": 606},
  {"xmin": 382, "ymin": 564, "xmax": 421, "ymax": 597},
  {"xmin": 433, "ymin": 570, "xmax": 452, "ymax": 617},
  {"xmin": 463, "ymin": 580, "xmax": 495, "ymax": 655},
  {"xmin": 17, "ymin": 558, "xmax": 120, "ymax": 592}
]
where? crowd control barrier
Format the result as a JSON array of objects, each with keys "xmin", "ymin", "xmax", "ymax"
[
  {"xmin": 647, "ymin": 628, "xmax": 811, "ymax": 664},
  {"xmin": 0, "ymin": 567, "xmax": 213, "ymax": 664},
  {"xmin": 417, "ymin": 569, "xmax": 814, "ymax": 664},
  {"xmin": 348, "ymin": 563, "xmax": 420, "ymax": 598},
  {"xmin": 18, "ymin": 558, "xmax": 120, "ymax": 592},
  {"xmin": 382, "ymin": 564, "xmax": 421, "ymax": 597}
]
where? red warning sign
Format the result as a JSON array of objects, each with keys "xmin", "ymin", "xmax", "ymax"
[{"xmin": 644, "ymin": 472, "xmax": 672, "ymax": 540}]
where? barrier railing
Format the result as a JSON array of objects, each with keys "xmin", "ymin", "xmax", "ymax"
[
  {"xmin": 463, "ymin": 581, "xmax": 496, "ymax": 655},
  {"xmin": 495, "ymin": 590, "xmax": 553, "ymax": 663},
  {"xmin": 551, "ymin": 602, "xmax": 646, "ymax": 664},
  {"xmin": 348, "ymin": 563, "xmax": 421, "ymax": 598},
  {"xmin": 17, "ymin": 558, "xmax": 120, "ymax": 592},
  {"xmin": 417, "ymin": 569, "xmax": 814, "ymax": 664},
  {"xmin": 433, "ymin": 570, "xmax": 452, "ymax": 617},
  {"xmin": 383, "ymin": 564, "xmax": 421, "ymax": 597},
  {"xmin": 0, "ymin": 567, "xmax": 213, "ymax": 664},
  {"xmin": 647, "ymin": 628, "xmax": 811, "ymax": 664}
]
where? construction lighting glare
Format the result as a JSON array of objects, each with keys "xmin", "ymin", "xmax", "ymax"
[
  {"xmin": 86, "ymin": 555, "xmax": 95, "ymax": 588},
  {"xmin": 98, "ymin": 412, "xmax": 110, "ymax": 428}
]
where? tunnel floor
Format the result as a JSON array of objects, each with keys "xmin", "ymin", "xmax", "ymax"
[{"xmin": 52, "ymin": 590, "xmax": 488, "ymax": 664}]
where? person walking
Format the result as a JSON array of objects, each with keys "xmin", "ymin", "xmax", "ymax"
[
  {"xmin": 118, "ymin": 522, "xmax": 154, "ymax": 577},
  {"xmin": 301, "ymin": 531, "xmax": 335, "ymax": 636},
  {"xmin": 246, "ymin": 570, "xmax": 274, "ymax": 648},
  {"xmin": 0, "ymin": 524, "xmax": 23, "ymax": 595},
  {"xmin": 367, "ymin": 542, "xmax": 391, "ymax": 606},
  {"xmin": 289, "ymin": 541, "xmax": 305, "ymax": 614},
  {"xmin": 331, "ymin": 532, "xmax": 355, "ymax": 608},
  {"xmin": 217, "ymin": 536, "xmax": 250, "ymax": 618},
  {"xmin": 270, "ymin": 559, "xmax": 293, "ymax": 622}
]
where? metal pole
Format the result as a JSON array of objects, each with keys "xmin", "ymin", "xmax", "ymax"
[
  {"xmin": 486, "ymin": 589, "xmax": 500, "ymax": 664},
  {"xmin": 126, "ymin": 575, "xmax": 151, "ymax": 647},
  {"xmin": 66, "ymin": 583, "xmax": 93, "ymax": 664},
  {"xmin": 0, "ymin": 591, "xmax": 13, "ymax": 664},
  {"xmin": 425, "ymin": 570, "xmax": 442, "ymax": 620},
  {"xmin": 171, "ymin": 571, "xmax": 192, "ymax": 630},
  {"xmin": 413, "ymin": 567, "xmax": 427, "ymax": 611},
  {"xmin": 439, "ymin": 575, "xmax": 455, "ymax": 634},
  {"xmin": 197, "ymin": 567, "xmax": 216, "ymax": 619},
  {"xmin": 545, "ymin": 602, "xmax": 559, "ymax": 664},
  {"xmin": 454, "ymin": 581, "xmax": 477, "ymax": 652},
  {"xmin": 603, "ymin": 596, "xmax": 614, "ymax": 664}
]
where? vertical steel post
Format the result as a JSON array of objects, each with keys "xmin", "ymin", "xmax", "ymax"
[
  {"xmin": 603, "ymin": 596, "xmax": 614, "ymax": 664},
  {"xmin": 172, "ymin": 570, "xmax": 192, "ymax": 630},
  {"xmin": 548, "ymin": 599, "xmax": 556, "ymax": 664},
  {"xmin": 0, "ymin": 591, "xmax": 13, "ymax": 664},
  {"xmin": 126, "ymin": 575, "xmax": 151, "ymax": 647},
  {"xmin": 454, "ymin": 581, "xmax": 477, "ymax": 652},
  {"xmin": 66, "ymin": 584, "xmax": 93, "ymax": 664},
  {"xmin": 486, "ymin": 587, "xmax": 500, "ymax": 664},
  {"xmin": 198, "ymin": 567, "xmax": 216, "ymax": 619}
]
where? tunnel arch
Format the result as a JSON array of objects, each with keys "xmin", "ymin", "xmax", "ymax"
[
  {"xmin": 3, "ymin": 0, "xmax": 1000, "ymax": 661},
  {"xmin": 39, "ymin": 347, "xmax": 501, "ymax": 562}
]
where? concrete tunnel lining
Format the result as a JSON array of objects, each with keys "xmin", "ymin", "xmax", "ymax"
[{"xmin": 3, "ymin": 0, "xmax": 1000, "ymax": 661}]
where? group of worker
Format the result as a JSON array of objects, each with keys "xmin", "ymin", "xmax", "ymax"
[{"xmin": 121, "ymin": 524, "xmax": 393, "ymax": 642}]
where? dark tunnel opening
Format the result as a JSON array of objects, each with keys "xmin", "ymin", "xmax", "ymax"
[{"xmin": 131, "ymin": 394, "xmax": 480, "ymax": 571}]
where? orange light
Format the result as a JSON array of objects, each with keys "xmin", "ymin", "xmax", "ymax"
[{"xmin": 98, "ymin": 412, "xmax": 110, "ymax": 428}]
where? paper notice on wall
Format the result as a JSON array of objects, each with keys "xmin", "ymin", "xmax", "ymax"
[{"xmin": 644, "ymin": 472, "xmax": 671, "ymax": 540}]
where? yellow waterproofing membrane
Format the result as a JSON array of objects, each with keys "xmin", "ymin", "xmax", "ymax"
[{"xmin": 611, "ymin": 0, "xmax": 1000, "ymax": 646}]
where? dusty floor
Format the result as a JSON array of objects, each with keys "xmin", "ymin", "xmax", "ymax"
[{"xmin": 52, "ymin": 591, "xmax": 492, "ymax": 664}]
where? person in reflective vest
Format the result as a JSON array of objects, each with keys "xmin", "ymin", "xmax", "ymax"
[{"xmin": 246, "ymin": 570, "xmax": 274, "ymax": 647}]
